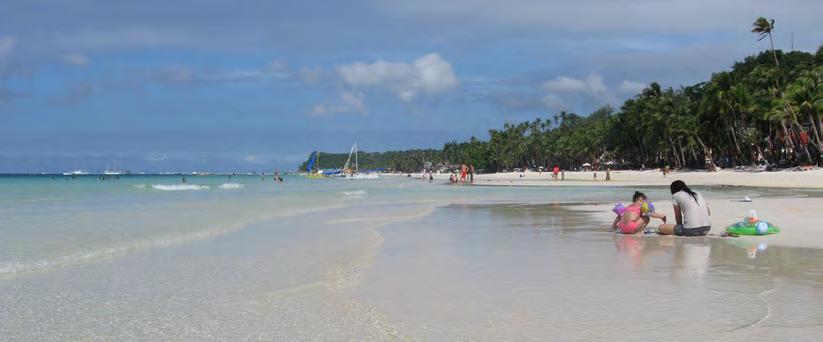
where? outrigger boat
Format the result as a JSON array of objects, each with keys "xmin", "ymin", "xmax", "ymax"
[{"xmin": 303, "ymin": 151, "xmax": 327, "ymax": 179}]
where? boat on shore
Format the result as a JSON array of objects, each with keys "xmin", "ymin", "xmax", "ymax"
[
  {"xmin": 340, "ymin": 143, "xmax": 379, "ymax": 180},
  {"xmin": 303, "ymin": 151, "xmax": 327, "ymax": 179}
]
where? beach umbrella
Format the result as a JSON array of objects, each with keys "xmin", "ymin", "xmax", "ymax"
[{"xmin": 582, "ymin": 163, "xmax": 592, "ymax": 167}]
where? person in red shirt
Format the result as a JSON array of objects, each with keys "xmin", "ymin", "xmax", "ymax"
[{"xmin": 552, "ymin": 165, "xmax": 560, "ymax": 181}]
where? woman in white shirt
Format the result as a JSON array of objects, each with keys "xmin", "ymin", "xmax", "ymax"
[{"xmin": 658, "ymin": 180, "xmax": 711, "ymax": 236}]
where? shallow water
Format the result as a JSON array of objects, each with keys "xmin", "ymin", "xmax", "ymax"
[
  {"xmin": 1, "ymin": 175, "xmax": 822, "ymax": 340},
  {"xmin": 359, "ymin": 204, "xmax": 823, "ymax": 341}
]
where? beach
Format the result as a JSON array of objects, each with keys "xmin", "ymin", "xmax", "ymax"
[
  {"xmin": 1, "ymin": 174, "xmax": 822, "ymax": 340},
  {"xmin": 414, "ymin": 168, "xmax": 823, "ymax": 188}
]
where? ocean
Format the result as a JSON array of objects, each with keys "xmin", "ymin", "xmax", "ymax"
[{"xmin": 1, "ymin": 175, "xmax": 821, "ymax": 340}]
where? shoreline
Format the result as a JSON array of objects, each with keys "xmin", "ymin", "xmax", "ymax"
[
  {"xmin": 402, "ymin": 168, "xmax": 823, "ymax": 189},
  {"xmin": 564, "ymin": 196, "xmax": 823, "ymax": 250}
]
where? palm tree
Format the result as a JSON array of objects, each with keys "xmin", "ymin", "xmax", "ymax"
[
  {"xmin": 752, "ymin": 17, "xmax": 779, "ymax": 67},
  {"xmin": 816, "ymin": 45, "xmax": 823, "ymax": 65},
  {"xmin": 786, "ymin": 67, "xmax": 823, "ymax": 163}
]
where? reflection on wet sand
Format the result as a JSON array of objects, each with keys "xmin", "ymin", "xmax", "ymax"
[
  {"xmin": 359, "ymin": 202, "xmax": 823, "ymax": 340},
  {"xmin": 612, "ymin": 233, "xmax": 823, "ymax": 286}
]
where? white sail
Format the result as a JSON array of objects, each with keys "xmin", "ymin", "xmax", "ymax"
[
  {"xmin": 343, "ymin": 143, "xmax": 356, "ymax": 173},
  {"xmin": 342, "ymin": 142, "xmax": 379, "ymax": 179}
]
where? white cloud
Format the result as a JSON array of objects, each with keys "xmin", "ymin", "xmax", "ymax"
[
  {"xmin": 307, "ymin": 91, "xmax": 368, "ymax": 117},
  {"xmin": 542, "ymin": 76, "xmax": 587, "ymax": 92},
  {"xmin": 337, "ymin": 53, "xmax": 458, "ymax": 102},
  {"xmin": 541, "ymin": 93, "xmax": 566, "ymax": 111},
  {"xmin": 63, "ymin": 53, "xmax": 89, "ymax": 67},
  {"xmin": 540, "ymin": 73, "xmax": 619, "ymax": 112},
  {"xmin": 542, "ymin": 74, "xmax": 608, "ymax": 97},
  {"xmin": 585, "ymin": 74, "xmax": 608, "ymax": 96},
  {"xmin": 618, "ymin": 80, "xmax": 647, "ymax": 94}
]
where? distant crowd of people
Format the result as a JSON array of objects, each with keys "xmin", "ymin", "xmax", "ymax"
[{"xmin": 446, "ymin": 164, "xmax": 475, "ymax": 184}]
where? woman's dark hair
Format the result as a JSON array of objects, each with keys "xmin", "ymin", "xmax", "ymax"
[
  {"xmin": 670, "ymin": 180, "xmax": 698, "ymax": 202},
  {"xmin": 632, "ymin": 191, "xmax": 646, "ymax": 202}
]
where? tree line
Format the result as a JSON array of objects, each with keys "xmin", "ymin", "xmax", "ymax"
[{"xmin": 301, "ymin": 19, "xmax": 822, "ymax": 174}]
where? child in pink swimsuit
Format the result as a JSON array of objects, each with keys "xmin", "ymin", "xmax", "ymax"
[{"xmin": 612, "ymin": 192, "xmax": 667, "ymax": 234}]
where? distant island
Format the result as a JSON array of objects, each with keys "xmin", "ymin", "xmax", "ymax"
[{"xmin": 303, "ymin": 37, "xmax": 823, "ymax": 174}]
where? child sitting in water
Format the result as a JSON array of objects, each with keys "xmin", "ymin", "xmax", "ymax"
[{"xmin": 612, "ymin": 191, "xmax": 667, "ymax": 234}]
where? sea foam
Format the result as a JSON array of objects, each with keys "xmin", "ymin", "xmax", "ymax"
[
  {"xmin": 151, "ymin": 184, "xmax": 210, "ymax": 191},
  {"xmin": 343, "ymin": 190, "xmax": 367, "ymax": 197},
  {"xmin": 218, "ymin": 183, "xmax": 244, "ymax": 189}
]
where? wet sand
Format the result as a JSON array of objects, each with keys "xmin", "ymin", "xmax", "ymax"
[
  {"xmin": 570, "ymin": 196, "xmax": 823, "ymax": 250},
  {"xmin": 357, "ymin": 203, "xmax": 823, "ymax": 341}
]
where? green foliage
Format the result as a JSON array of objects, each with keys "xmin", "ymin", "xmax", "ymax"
[{"xmin": 299, "ymin": 47, "xmax": 823, "ymax": 172}]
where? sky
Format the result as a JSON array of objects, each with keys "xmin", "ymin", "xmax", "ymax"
[{"xmin": 1, "ymin": 0, "xmax": 822, "ymax": 172}]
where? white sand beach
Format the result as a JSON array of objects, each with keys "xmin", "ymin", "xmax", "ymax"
[{"xmin": 412, "ymin": 168, "xmax": 823, "ymax": 188}]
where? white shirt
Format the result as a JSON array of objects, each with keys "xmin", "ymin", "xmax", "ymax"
[{"xmin": 672, "ymin": 190, "xmax": 711, "ymax": 228}]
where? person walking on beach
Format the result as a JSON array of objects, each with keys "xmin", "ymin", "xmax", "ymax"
[
  {"xmin": 469, "ymin": 164, "xmax": 475, "ymax": 183},
  {"xmin": 658, "ymin": 180, "xmax": 711, "ymax": 236},
  {"xmin": 606, "ymin": 167, "xmax": 611, "ymax": 181},
  {"xmin": 552, "ymin": 165, "xmax": 560, "ymax": 181}
]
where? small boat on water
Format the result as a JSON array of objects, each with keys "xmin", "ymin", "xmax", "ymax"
[
  {"xmin": 102, "ymin": 161, "xmax": 124, "ymax": 175},
  {"xmin": 62, "ymin": 170, "xmax": 89, "ymax": 176}
]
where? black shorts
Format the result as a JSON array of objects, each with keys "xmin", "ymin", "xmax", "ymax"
[{"xmin": 674, "ymin": 225, "xmax": 710, "ymax": 236}]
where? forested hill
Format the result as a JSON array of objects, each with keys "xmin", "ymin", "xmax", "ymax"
[
  {"xmin": 300, "ymin": 41, "xmax": 823, "ymax": 173},
  {"xmin": 298, "ymin": 149, "xmax": 441, "ymax": 172}
]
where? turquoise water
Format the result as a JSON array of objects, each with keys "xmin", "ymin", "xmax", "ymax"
[{"xmin": 1, "ymin": 175, "xmax": 822, "ymax": 340}]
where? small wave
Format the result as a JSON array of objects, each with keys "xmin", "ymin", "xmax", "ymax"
[
  {"xmin": 0, "ymin": 203, "xmax": 350, "ymax": 278},
  {"xmin": 0, "ymin": 227, "xmax": 231, "ymax": 277},
  {"xmin": 132, "ymin": 184, "xmax": 147, "ymax": 189},
  {"xmin": 218, "ymin": 183, "xmax": 244, "ymax": 189},
  {"xmin": 151, "ymin": 184, "xmax": 210, "ymax": 191},
  {"xmin": 343, "ymin": 190, "xmax": 367, "ymax": 197}
]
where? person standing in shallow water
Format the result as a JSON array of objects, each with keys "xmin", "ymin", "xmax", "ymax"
[{"xmin": 658, "ymin": 180, "xmax": 711, "ymax": 236}]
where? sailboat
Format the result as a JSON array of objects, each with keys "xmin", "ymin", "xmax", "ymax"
[
  {"xmin": 304, "ymin": 151, "xmax": 326, "ymax": 179},
  {"xmin": 342, "ymin": 143, "xmax": 378, "ymax": 179}
]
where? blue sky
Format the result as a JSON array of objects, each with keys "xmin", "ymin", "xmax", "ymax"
[{"xmin": 1, "ymin": 0, "xmax": 822, "ymax": 172}]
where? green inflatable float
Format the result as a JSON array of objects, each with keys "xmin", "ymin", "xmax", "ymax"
[
  {"xmin": 725, "ymin": 220, "xmax": 780, "ymax": 236},
  {"xmin": 725, "ymin": 210, "xmax": 780, "ymax": 236}
]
